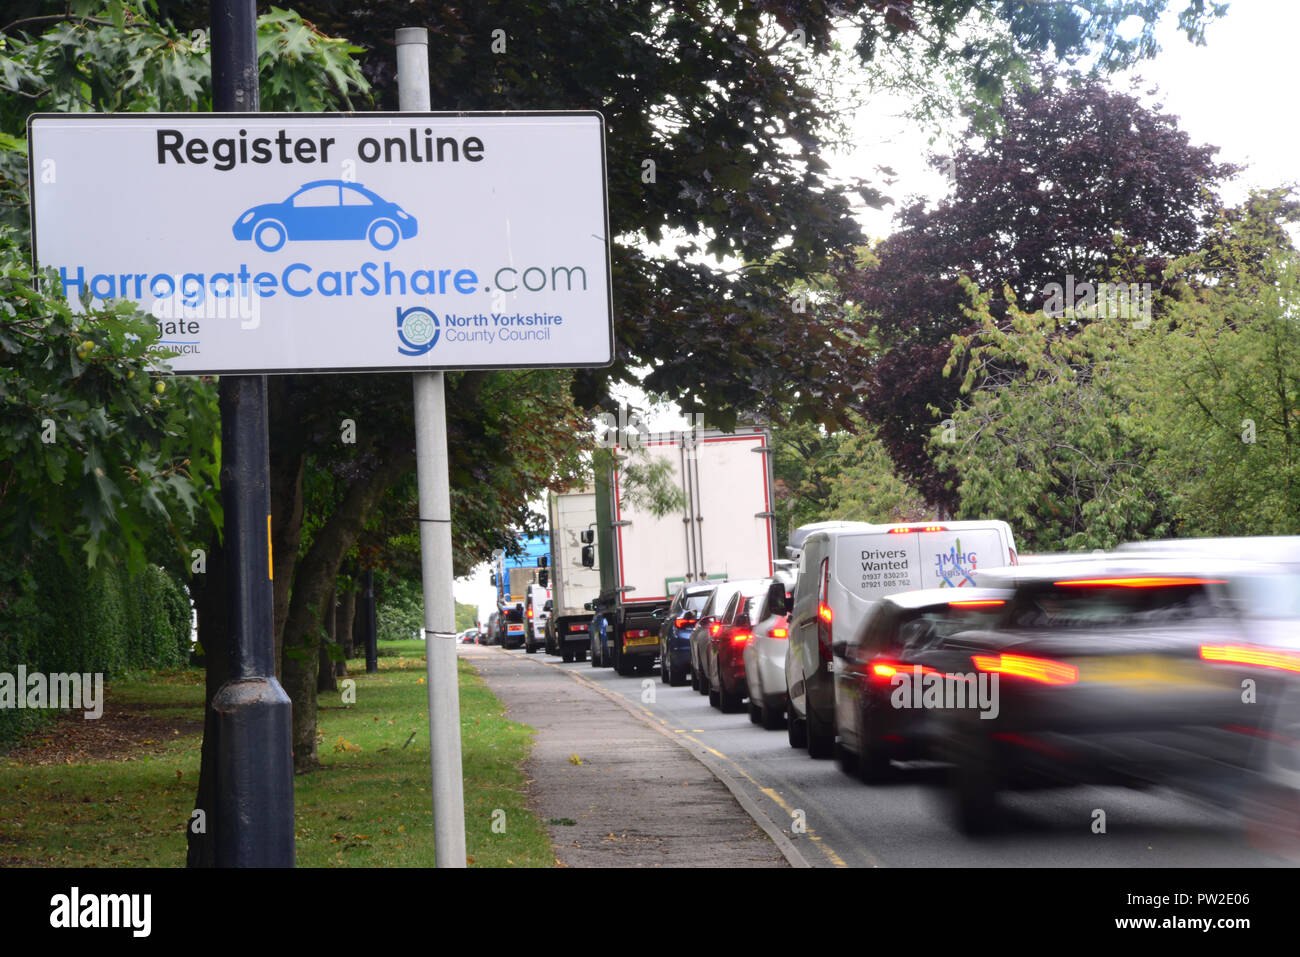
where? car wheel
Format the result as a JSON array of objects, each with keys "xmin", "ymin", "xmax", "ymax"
[
  {"xmin": 525, "ymin": 639, "xmax": 536, "ymax": 654},
  {"xmin": 949, "ymin": 722, "xmax": 1000, "ymax": 834},
  {"xmin": 787, "ymin": 706, "xmax": 807, "ymax": 749},
  {"xmin": 748, "ymin": 699, "xmax": 761, "ymax": 724},
  {"xmin": 835, "ymin": 741, "xmax": 859, "ymax": 777},
  {"xmin": 690, "ymin": 666, "xmax": 700, "ymax": 692},
  {"xmin": 760, "ymin": 698, "xmax": 784, "ymax": 731},
  {"xmin": 660, "ymin": 645, "xmax": 671, "ymax": 684},
  {"xmin": 561, "ymin": 648, "xmax": 574, "ymax": 663},
  {"xmin": 253, "ymin": 219, "xmax": 286, "ymax": 252},
  {"xmin": 806, "ymin": 703, "xmax": 835, "ymax": 759},
  {"xmin": 367, "ymin": 218, "xmax": 400, "ymax": 250},
  {"xmin": 857, "ymin": 698, "xmax": 893, "ymax": 785},
  {"xmin": 718, "ymin": 672, "xmax": 742, "ymax": 713},
  {"xmin": 708, "ymin": 679, "xmax": 721, "ymax": 709}
]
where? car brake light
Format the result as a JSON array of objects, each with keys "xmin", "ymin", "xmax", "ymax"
[
  {"xmin": 625, "ymin": 629, "xmax": 650, "ymax": 639},
  {"xmin": 710, "ymin": 622, "xmax": 721, "ymax": 637},
  {"xmin": 731, "ymin": 631, "xmax": 752, "ymax": 645},
  {"xmin": 817, "ymin": 602, "xmax": 833, "ymax": 664},
  {"xmin": 1200, "ymin": 644, "xmax": 1300, "ymax": 674},
  {"xmin": 527, "ymin": 608, "xmax": 534, "ymax": 618},
  {"xmin": 818, "ymin": 603, "xmax": 832, "ymax": 623},
  {"xmin": 972, "ymin": 653, "xmax": 1078, "ymax": 685},
  {"xmin": 771, "ymin": 627, "xmax": 788, "ymax": 639},
  {"xmin": 868, "ymin": 660, "xmax": 944, "ymax": 683},
  {"xmin": 948, "ymin": 599, "xmax": 1006, "ymax": 607},
  {"xmin": 1054, "ymin": 577, "xmax": 1227, "ymax": 588},
  {"xmin": 675, "ymin": 617, "xmax": 697, "ymax": 629},
  {"xmin": 887, "ymin": 525, "xmax": 948, "ymax": 534},
  {"xmin": 569, "ymin": 623, "xmax": 585, "ymax": 632}
]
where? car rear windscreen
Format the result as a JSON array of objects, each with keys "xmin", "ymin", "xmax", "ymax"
[{"xmin": 1009, "ymin": 583, "xmax": 1220, "ymax": 629}]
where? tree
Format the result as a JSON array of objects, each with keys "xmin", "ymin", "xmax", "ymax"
[
  {"xmin": 934, "ymin": 190, "xmax": 1300, "ymax": 549},
  {"xmin": 836, "ymin": 69, "xmax": 1239, "ymax": 509}
]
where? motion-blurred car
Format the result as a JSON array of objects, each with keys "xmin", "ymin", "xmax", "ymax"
[
  {"xmin": 658, "ymin": 583, "xmax": 715, "ymax": 686},
  {"xmin": 831, "ymin": 587, "xmax": 1012, "ymax": 781},
  {"xmin": 742, "ymin": 580, "xmax": 794, "ymax": 729},
  {"xmin": 926, "ymin": 556, "xmax": 1289, "ymax": 833}
]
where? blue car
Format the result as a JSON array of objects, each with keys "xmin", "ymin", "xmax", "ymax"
[
  {"xmin": 657, "ymin": 582, "xmax": 715, "ymax": 686},
  {"xmin": 232, "ymin": 180, "xmax": 417, "ymax": 252}
]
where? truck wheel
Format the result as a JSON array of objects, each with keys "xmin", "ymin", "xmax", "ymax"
[
  {"xmin": 526, "ymin": 640, "xmax": 537, "ymax": 654},
  {"xmin": 561, "ymin": 648, "xmax": 574, "ymax": 663},
  {"xmin": 806, "ymin": 704, "xmax": 835, "ymax": 759},
  {"xmin": 615, "ymin": 647, "xmax": 635, "ymax": 677},
  {"xmin": 575, "ymin": 648, "xmax": 587, "ymax": 662}
]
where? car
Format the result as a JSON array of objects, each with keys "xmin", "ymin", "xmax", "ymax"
[
  {"xmin": 921, "ymin": 556, "xmax": 1295, "ymax": 833},
  {"xmin": 501, "ymin": 604, "xmax": 527, "ymax": 649},
  {"xmin": 231, "ymin": 180, "xmax": 418, "ymax": 252},
  {"xmin": 785, "ymin": 519, "xmax": 1018, "ymax": 759},
  {"xmin": 831, "ymin": 586, "xmax": 1012, "ymax": 781},
  {"xmin": 482, "ymin": 611, "xmax": 501, "ymax": 646},
  {"xmin": 705, "ymin": 586, "xmax": 770, "ymax": 713},
  {"xmin": 742, "ymin": 580, "xmax": 795, "ymax": 729},
  {"xmin": 657, "ymin": 583, "xmax": 715, "ymax": 686},
  {"xmin": 688, "ymin": 579, "xmax": 767, "ymax": 696}
]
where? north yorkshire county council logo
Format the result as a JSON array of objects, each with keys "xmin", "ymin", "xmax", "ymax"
[{"xmin": 396, "ymin": 305, "xmax": 440, "ymax": 356}]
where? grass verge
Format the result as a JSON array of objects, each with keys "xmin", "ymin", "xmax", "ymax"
[{"xmin": 0, "ymin": 640, "xmax": 552, "ymax": 867}]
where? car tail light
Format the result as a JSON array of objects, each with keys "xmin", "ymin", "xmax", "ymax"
[
  {"xmin": 868, "ymin": 660, "xmax": 944, "ymax": 683},
  {"xmin": 948, "ymin": 599, "xmax": 1006, "ymax": 608},
  {"xmin": 569, "ymin": 623, "xmax": 586, "ymax": 632},
  {"xmin": 817, "ymin": 557, "xmax": 833, "ymax": 663},
  {"xmin": 888, "ymin": 525, "xmax": 948, "ymax": 534},
  {"xmin": 1200, "ymin": 643, "xmax": 1300, "ymax": 674},
  {"xmin": 675, "ymin": 617, "xmax": 697, "ymax": 629},
  {"xmin": 771, "ymin": 626, "xmax": 788, "ymax": 639},
  {"xmin": 625, "ymin": 629, "xmax": 650, "ymax": 639},
  {"xmin": 527, "ymin": 608, "xmax": 534, "ymax": 619},
  {"xmin": 1055, "ymin": 577, "xmax": 1227, "ymax": 588},
  {"xmin": 731, "ymin": 631, "xmax": 752, "ymax": 645},
  {"xmin": 972, "ymin": 653, "xmax": 1078, "ymax": 685},
  {"xmin": 709, "ymin": 622, "xmax": 721, "ymax": 637}
]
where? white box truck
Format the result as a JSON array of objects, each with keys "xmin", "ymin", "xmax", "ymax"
[
  {"xmin": 544, "ymin": 488, "xmax": 602, "ymax": 662},
  {"xmin": 585, "ymin": 426, "xmax": 777, "ymax": 676}
]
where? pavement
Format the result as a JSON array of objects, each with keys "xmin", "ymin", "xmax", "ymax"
[{"xmin": 462, "ymin": 643, "xmax": 791, "ymax": 867}]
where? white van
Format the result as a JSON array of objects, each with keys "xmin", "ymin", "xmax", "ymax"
[{"xmin": 784, "ymin": 520, "xmax": 1018, "ymax": 758}]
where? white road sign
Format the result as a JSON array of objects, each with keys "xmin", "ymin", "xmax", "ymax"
[{"xmin": 28, "ymin": 112, "xmax": 613, "ymax": 374}]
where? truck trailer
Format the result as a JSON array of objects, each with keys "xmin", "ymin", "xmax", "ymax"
[{"xmin": 586, "ymin": 426, "xmax": 777, "ymax": 676}]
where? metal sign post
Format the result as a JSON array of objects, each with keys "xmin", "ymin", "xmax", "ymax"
[
  {"xmin": 208, "ymin": 0, "xmax": 295, "ymax": 868},
  {"xmin": 397, "ymin": 26, "xmax": 467, "ymax": 869}
]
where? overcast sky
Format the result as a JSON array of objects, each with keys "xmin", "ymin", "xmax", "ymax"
[{"xmin": 454, "ymin": 2, "xmax": 1298, "ymax": 619}]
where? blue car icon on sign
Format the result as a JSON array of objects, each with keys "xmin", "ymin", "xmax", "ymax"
[{"xmin": 232, "ymin": 180, "xmax": 418, "ymax": 252}]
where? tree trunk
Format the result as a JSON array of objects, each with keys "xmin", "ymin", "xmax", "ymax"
[
  {"xmin": 281, "ymin": 447, "xmax": 413, "ymax": 772},
  {"xmin": 336, "ymin": 584, "xmax": 356, "ymax": 676},
  {"xmin": 317, "ymin": 581, "xmax": 338, "ymax": 693}
]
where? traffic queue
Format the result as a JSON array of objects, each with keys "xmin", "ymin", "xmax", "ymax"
[{"xmin": 558, "ymin": 521, "xmax": 1300, "ymax": 836}]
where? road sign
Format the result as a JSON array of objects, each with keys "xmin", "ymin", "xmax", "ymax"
[{"xmin": 27, "ymin": 112, "xmax": 613, "ymax": 375}]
